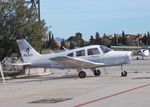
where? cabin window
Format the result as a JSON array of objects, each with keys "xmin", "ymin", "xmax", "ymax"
[
  {"xmin": 88, "ymin": 48, "xmax": 100, "ymax": 55},
  {"xmin": 67, "ymin": 53, "xmax": 73, "ymax": 57},
  {"xmin": 76, "ymin": 50, "xmax": 85, "ymax": 57}
]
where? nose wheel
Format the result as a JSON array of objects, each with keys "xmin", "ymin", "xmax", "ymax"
[
  {"xmin": 121, "ymin": 65, "xmax": 127, "ymax": 77},
  {"xmin": 121, "ymin": 71, "xmax": 127, "ymax": 77}
]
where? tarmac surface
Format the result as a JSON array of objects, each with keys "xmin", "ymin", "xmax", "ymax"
[{"xmin": 0, "ymin": 56, "xmax": 150, "ymax": 107}]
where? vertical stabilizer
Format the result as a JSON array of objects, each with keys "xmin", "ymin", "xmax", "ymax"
[{"xmin": 17, "ymin": 39, "xmax": 40, "ymax": 62}]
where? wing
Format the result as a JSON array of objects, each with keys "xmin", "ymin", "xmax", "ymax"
[
  {"xmin": 9, "ymin": 62, "xmax": 31, "ymax": 66},
  {"xmin": 50, "ymin": 56, "xmax": 104, "ymax": 69}
]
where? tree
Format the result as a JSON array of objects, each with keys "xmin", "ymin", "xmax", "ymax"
[
  {"xmin": 0, "ymin": 0, "xmax": 48, "ymax": 60},
  {"xmin": 111, "ymin": 34, "xmax": 118, "ymax": 46},
  {"xmin": 60, "ymin": 39, "xmax": 66, "ymax": 50},
  {"xmin": 95, "ymin": 32, "xmax": 101, "ymax": 45},
  {"xmin": 48, "ymin": 33, "xmax": 59, "ymax": 49},
  {"xmin": 122, "ymin": 30, "xmax": 125, "ymax": 36},
  {"xmin": 121, "ymin": 31, "xmax": 127, "ymax": 45},
  {"xmin": 141, "ymin": 34, "xmax": 147, "ymax": 45},
  {"xmin": 79, "ymin": 39, "xmax": 85, "ymax": 47},
  {"xmin": 101, "ymin": 33, "xmax": 109, "ymax": 46},
  {"xmin": 118, "ymin": 36, "xmax": 123, "ymax": 45},
  {"xmin": 75, "ymin": 32, "xmax": 84, "ymax": 47},
  {"xmin": 147, "ymin": 32, "xmax": 150, "ymax": 45},
  {"xmin": 69, "ymin": 41, "xmax": 75, "ymax": 49},
  {"xmin": 48, "ymin": 31, "xmax": 52, "ymax": 48},
  {"xmin": 66, "ymin": 32, "xmax": 85, "ymax": 47},
  {"xmin": 89, "ymin": 36, "xmax": 95, "ymax": 45}
]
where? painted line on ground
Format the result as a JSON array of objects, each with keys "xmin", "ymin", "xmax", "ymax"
[{"xmin": 74, "ymin": 83, "xmax": 150, "ymax": 107}]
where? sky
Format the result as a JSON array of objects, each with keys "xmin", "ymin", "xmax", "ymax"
[{"xmin": 40, "ymin": 0, "xmax": 150, "ymax": 40}]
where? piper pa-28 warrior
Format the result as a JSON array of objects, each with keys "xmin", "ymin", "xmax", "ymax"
[{"xmin": 15, "ymin": 39, "xmax": 133, "ymax": 78}]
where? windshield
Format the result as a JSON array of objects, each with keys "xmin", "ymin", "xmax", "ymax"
[{"xmin": 100, "ymin": 46, "xmax": 112, "ymax": 53}]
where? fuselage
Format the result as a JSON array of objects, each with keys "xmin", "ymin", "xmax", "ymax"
[
  {"xmin": 140, "ymin": 49, "xmax": 149, "ymax": 57},
  {"xmin": 28, "ymin": 45, "xmax": 133, "ymax": 69}
]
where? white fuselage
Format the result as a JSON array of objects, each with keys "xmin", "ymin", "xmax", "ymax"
[
  {"xmin": 140, "ymin": 49, "xmax": 149, "ymax": 57},
  {"xmin": 28, "ymin": 45, "xmax": 133, "ymax": 69}
]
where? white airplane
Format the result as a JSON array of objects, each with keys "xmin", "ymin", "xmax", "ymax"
[
  {"xmin": 111, "ymin": 46, "xmax": 149, "ymax": 60},
  {"xmin": 12, "ymin": 39, "xmax": 133, "ymax": 78}
]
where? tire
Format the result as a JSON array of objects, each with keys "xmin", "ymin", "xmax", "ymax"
[
  {"xmin": 121, "ymin": 71, "xmax": 127, "ymax": 77},
  {"xmin": 94, "ymin": 70, "xmax": 101, "ymax": 76},
  {"xmin": 79, "ymin": 71, "xmax": 86, "ymax": 78}
]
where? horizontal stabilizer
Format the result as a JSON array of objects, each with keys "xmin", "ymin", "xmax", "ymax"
[
  {"xmin": 9, "ymin": 62, "xmax": 31, "ymax": 66},
  {"xmin": 62, "ymin": 46, "xmax": 69, "ymax": 51}
]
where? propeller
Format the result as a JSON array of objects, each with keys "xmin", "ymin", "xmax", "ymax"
[{"xmin": 0, "ymin": 62, "xmax": 7, "ymax": 89}]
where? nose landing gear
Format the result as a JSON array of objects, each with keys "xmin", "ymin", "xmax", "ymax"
[
  {"xmin": 121, "ymin": 65, "xmax": 127, "ymax": 77},
  {"xmin": 121, "ymin": 71, "xmax": 127, "ymax": 77}
]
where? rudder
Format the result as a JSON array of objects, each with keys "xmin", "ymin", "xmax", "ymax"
[{"xmin": 17, "ymin": 39, "xmax": 40, "ymax": 62}]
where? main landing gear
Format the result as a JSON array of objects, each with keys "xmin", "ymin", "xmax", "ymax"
[
  {"xmin": 93, "ymin": 69, "xmax": 101, "ymax": 76},
  {"xmin": 78, "ymin": 71, "xmax": 86, "ymax": 78},
  {"xmin": 121, "ymin": 65, "xmax": 127, "ymax": 77},
  {"xmin": 77, "ymin": 69, "xmax": 86, "ymax": 78},
  {"xmin": 77, "ymin": 69, "xmax": 101, "ymax": 78}
]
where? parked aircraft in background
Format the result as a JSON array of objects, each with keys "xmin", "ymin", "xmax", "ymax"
[
  {"xmin": 13, "ymin": 39, "xmax": 133, "ymax": 78},
  {"xmin": 111, "ymin": 46, "xmax": 149, "ymax": 60}
]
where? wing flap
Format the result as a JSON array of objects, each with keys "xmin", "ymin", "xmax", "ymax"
[{"xmin": 50, "ymin": 56, "xmax": 104, "ymax": 69}]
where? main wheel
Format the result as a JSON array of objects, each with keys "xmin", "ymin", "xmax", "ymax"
[
  {"xmin": 94, "ymin": 70, "xmax": 101, "ymax": 76},
  {"xmin": 121, "ymin": 71, "xmax": 127, "ymax": 77},
  {"xmin": 79, "ymin": 71, "xmax": 86, "ymax": 78}
]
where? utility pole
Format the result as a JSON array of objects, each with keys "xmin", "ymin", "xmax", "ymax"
[{"xmin": 25, "ymin": 0, "xmax": 41, "ymax": 21}]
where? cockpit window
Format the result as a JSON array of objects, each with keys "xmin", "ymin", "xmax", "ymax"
[
  {"xmin": 67, "ymin": 53, "xmax": 73, "ymax": 57},
  {"xmin": 88, "ymin": 48, "xmax": 100, "ymax": 55},
  {"xmin": 76, "ymin": 50, "xmax": 85, "ymax": 57},
  {"xmin": 100, "ymin": 46, "xmax": 112, "ymax": 53}
]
